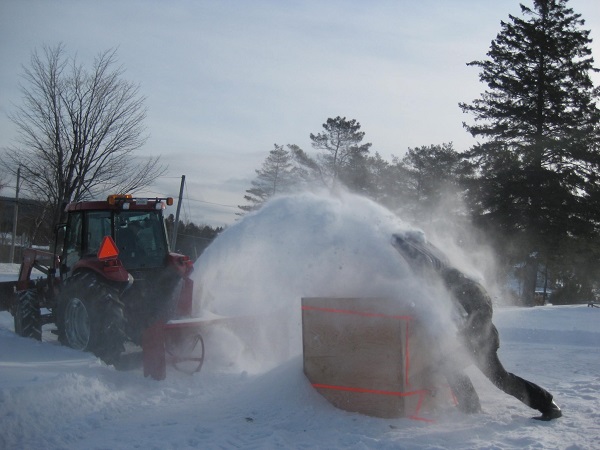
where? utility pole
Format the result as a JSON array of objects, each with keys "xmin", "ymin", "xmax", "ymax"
[
  {"xmin": 9, "ymin": 166, "xmax": 21, "ymax": 264},
  {"xmin": 171, "ymin": 175, "xmax": 185, "ymax": 251}
]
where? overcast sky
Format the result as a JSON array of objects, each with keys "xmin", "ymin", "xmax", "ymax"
[{"xmin": 1, "ymin": 0, "xmax": 599, "ymax": 226}]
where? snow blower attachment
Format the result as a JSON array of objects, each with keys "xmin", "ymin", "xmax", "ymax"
[
  {"xmin": 142, "ymin": 276, "xmax": 207, "ymax": 381},
  {"xmin": 302, "ymin": 297, "xmax": 455, "ymax": 420},
  {"xmin": 2, "ymin": 194, "xmax": 206, "ymax": 380}
]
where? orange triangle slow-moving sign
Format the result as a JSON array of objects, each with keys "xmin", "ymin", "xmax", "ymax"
[{"xmin": 98, "ymin": 235, "xmax": 119, "ymax": 260}]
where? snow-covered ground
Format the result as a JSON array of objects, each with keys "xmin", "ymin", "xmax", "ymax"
[
  {"xmin": 0, "ymin": 263, "xmax": 21, "ymax": 283},
  {"xmin": 0, "ymin": 263, "xmax": 44, "ymax": 283},
  {"xmin": 1, "ymin": 192, "xmax": 599, "ymax": 449},
  {"xmin": 1, "ymin": 305, "xmax": 598, "ymax": 450}
]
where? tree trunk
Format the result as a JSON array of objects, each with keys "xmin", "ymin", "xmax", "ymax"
[{"xmin": 521, "ymin": 256, "xmax": 538, "ymax": 307}]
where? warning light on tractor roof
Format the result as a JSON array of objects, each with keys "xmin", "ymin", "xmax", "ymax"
[{"xmin": 107, "ymin": 194, "xmax": 133, "ymax": 205}]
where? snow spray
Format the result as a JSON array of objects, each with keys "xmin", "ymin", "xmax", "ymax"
[{"xmin": 192, "ymin": 190, "xmax": 462, "ymax": 374}]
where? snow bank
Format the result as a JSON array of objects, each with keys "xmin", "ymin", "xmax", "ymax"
[{"xmin": 0, "ymin": 263, "xmax": 20, "ymax": 283}]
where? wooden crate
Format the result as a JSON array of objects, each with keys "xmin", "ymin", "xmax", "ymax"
[{"xmin": 301, "ymin": 297, "xmax": 443, "ymax": 419}]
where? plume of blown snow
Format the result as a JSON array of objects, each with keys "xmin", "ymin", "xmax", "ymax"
[{"xmin": 192, "ymin": 190, "xmax": 459, "ymax": 374}]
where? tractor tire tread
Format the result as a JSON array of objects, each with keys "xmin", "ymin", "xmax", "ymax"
[{"xmin": 14, "ymin": 289, "xmax": 42, "ymax": 341}]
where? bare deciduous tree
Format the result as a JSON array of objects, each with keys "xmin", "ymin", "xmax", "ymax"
[{"xmin": 1, "ymin": 44, "xmax": 165, "ymax": 226}]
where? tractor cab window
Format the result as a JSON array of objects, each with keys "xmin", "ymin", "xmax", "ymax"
[
  {"xmin": 62, "ymin": 211, "xmax": 83, "ymax": 275},
  {"xmin": 86, "ymin": 211, "xmax": 112, "ymax": 256},
  {"xmin": 115, "ymin": 211, "xmax": 168, "ymax": 269}
]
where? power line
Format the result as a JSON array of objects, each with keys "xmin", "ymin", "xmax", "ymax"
[
  {"xmin": 137, "ymin": 189, "xmax": 171, "ymax": 197},
  {"xmin": 141, "ymin": 184, "xmax": 240, "ymax": 209},
  {"xmin": 184, "ymin": 197, "xmax": 239, "ymax": 209},
  {"xmin": 175, "ymin": 232, "xmax": 217, "ymax": 242}
]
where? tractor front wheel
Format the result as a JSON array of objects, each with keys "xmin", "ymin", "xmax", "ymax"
[{"xmin": 14, "ymin": 289, "xmax": 42, "ymax": 340}]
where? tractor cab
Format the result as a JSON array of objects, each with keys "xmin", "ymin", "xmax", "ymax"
[
  {"xmin": 57, "ymin": 194, "xmax": 193, "ymax": 346},
  {"xmin": 59, "ymin": 194, "xmax": 174, "ymax": 279}
]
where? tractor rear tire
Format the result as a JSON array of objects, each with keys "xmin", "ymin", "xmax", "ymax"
[
  {"xmin": 14, "ymin": 289, "xmax": 42, "ymax": 341},
  {"xmin": 58, "ymin": 274, "xmax": 127, "ymax": 365}
]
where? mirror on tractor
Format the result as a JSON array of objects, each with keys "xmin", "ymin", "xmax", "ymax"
[{"xmin": 54, "ymin": 223, "xmax": 66, "ymax": 265}]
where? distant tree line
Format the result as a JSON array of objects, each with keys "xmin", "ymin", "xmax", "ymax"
[
  {"xmin": 165, "ymin": 214, "xmax": 223, "ymax": 261},
  {"xmin": 239, "ymin": 0, "xmax": 600, "ymax": 306}
]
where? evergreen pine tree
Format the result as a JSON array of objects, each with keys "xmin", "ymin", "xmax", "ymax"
[
  {"xmin": 400, "ymin": 143, "xmax": 464, "ymax": 225},
  {"xmin": 238, "ymin": 144, "xmax": 298, "ymax": 214},
  {"xmin": 309, "ymin": 117, "xmax": 372, "ymax": 190},
  {"xmin": 460, "ymin": 0, "xmax": 600, "ymax": 304}
]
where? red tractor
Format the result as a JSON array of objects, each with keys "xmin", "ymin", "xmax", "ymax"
[{"xmin": 3, "ymin": 194, "xmax": 197, "ymax": 378}]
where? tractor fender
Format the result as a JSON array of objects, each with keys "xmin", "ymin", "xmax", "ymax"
[{"xmin": 71, "ymin": 258, "xmax": 131, "ymax": 284}]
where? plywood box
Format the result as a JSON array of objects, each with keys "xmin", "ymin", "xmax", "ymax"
[{"xmin": 301, "ymin": 297, "xmax": 446, "ymax": 419}]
